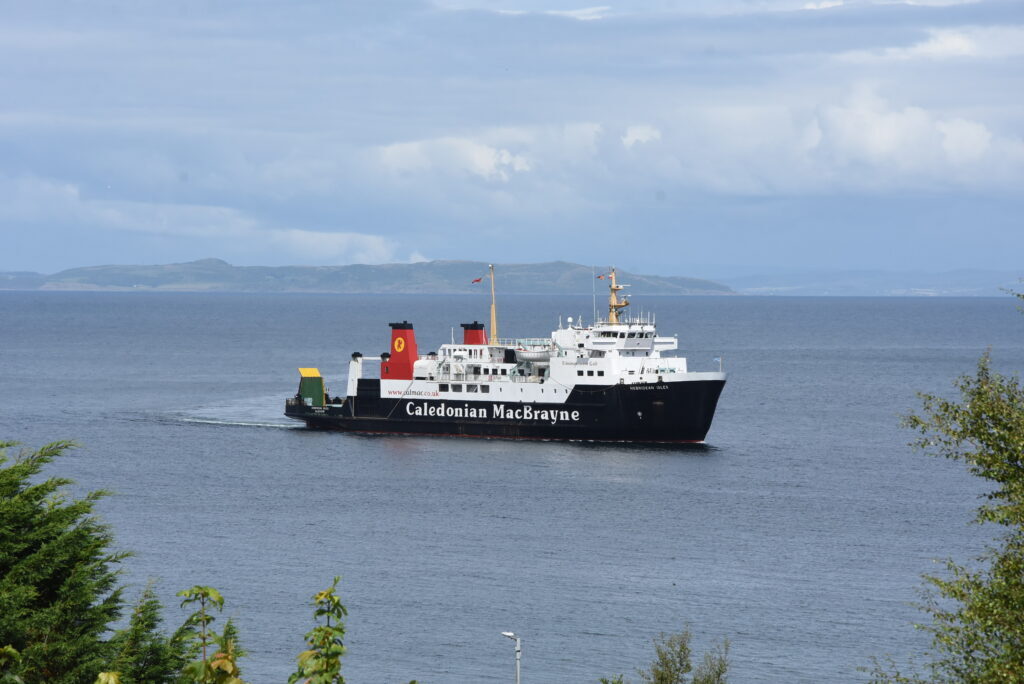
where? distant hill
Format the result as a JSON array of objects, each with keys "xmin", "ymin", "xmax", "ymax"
[
  {"xmin": 0, "ymin": 272, "xmax": 47, "ymax": 290},
  {"xmin": 724, "ymin": 269, "xmax": 1022, "ymax": 296},
  {"xmin": 0, "ymin": 259, "xmax": 733, "ymax": 295}
]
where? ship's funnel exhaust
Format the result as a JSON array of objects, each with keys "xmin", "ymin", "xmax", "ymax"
[
  {"xmin": 382, "ymin": 321, "xmax": 418, "ymax": 380},
  {"xmin": 460, "ymin": 321, "xmax": 487, "ymax": 345}
]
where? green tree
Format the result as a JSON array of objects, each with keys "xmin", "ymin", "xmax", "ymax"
[
  {"xmin": 873, "ymin": 289, "xmax": 1024, "ymax": 684},
  {"xmin": 103, "ymin": 584, "xmax": 188, "ymax": 684},
  {"xmin": 176, "ymin": 587, "xmax": 247, "ymax": 684},
  {"xmin": 602, "ymin": 629, "xmax": 729, "ymax": 684},
  {"xmin": 216, "ymin": 619, "xmax": 246, "ymax": 665},
  {"xmin": 639, "ymin": 631, "xmax": 693, "ymax": 684},
  {"xmin": 691, "ymin": 639, "xmax": 729, "ymax": 684},
  {"xmin": 176, "ymin": 586, "xmax": 224, "ymax": 669},
  {"xmin": 203, "ymin": 625, "xmax": 246, "ymax": 684},
  {"xmin": 1, "ymin": 645, "xmax": 25, "ymax": 684},
  {"xmin": 289, "ymin": 576, "xmax": 348, "ymax": 684},
  {"xmin": 0, "ymin": 440, "xmax": 125, "ymax": 684}
]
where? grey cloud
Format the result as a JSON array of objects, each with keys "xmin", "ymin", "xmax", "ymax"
[{"xmin": 1, "ymin": 0, "xmax": 1022, "ymax": 272}]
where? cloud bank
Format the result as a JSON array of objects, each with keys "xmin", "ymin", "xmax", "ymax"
[{"xmin": 1, "ymin": 0, "xmax": 1022, "ymax": 274}]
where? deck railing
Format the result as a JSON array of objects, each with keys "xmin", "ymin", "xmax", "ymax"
[{"xmin": 493, "ymin": 338, "xmax": 552, "ymax": 348}]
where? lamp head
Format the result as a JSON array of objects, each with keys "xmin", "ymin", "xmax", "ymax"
[{"xmin": 502, "ymin": 631, "xmax": 517, "ymax": 639}]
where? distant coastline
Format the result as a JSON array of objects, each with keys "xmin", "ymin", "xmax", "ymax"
[
  {"xmin": 0, "ymin": 258, "xmax": 733, "ymax": 296},
  {"xmin": 2, "ymin": 259, "xmax": 1018, "ymax": 296}
]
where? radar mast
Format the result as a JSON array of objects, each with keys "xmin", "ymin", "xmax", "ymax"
[{"xmin": 608, "ymin": 267, "xmax": 630, "ymax": 324}]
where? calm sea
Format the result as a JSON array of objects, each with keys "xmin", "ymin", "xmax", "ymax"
[{"xmin": 2, "ymin": 292, "xmax": 1022, "ymax": 683}]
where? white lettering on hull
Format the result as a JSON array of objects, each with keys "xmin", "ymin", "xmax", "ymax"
[{"xmin": 404, "ymin": 401, "xmax": 581, "ymax": 424}]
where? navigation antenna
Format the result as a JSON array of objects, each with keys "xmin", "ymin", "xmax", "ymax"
[
  {"xmin": 591, "ymin": 264, "xmax": 597, "ymax": 324},
  {"xmin": 608, "ymin": 267, "xmax": 630, "ymax": 324},
  {"xmin": 488, "ymin": 264, "xmax": 499, "ymax": 345}
]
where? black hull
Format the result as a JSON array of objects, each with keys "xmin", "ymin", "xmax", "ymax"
[{"xmin": 285, "ymin": 380, "xmax": 725, "ymax": 443}]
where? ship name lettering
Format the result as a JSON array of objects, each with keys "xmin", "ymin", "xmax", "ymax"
[
  {"xmin": 405, "ymin": 401, "xmax": 581, "ymax": 423},
  {"xmin": 406, "ymin": 401, "xmax": 485, "ymax": 418},
  {"xmin": 492, "ymin": 404, "xmax": 580, "ymax": 424}
]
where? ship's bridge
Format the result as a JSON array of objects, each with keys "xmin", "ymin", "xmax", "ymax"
[{"xmin": 551, "ymin": 322, "xmax": 678, "ymax": 357}]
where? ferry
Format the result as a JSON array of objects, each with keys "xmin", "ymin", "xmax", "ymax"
[{"xmin": 285, "ymin": 267, "xmax": 726, "ymax": 442}]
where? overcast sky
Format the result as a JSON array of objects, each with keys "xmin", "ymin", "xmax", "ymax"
[{"xmin": 2, "ymin": 0, "xmax": 1022, "ymax": 276}]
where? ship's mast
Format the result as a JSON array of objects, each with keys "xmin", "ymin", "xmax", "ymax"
[
  {"xmin": 488, "ymin": 263, "xmax": 498, "ymax": 344},
  {"xmin": 608, "ymin": 267, "xmax": 630, "ymax": 324}
]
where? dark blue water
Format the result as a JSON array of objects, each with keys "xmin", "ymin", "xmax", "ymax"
[{"xmin": 2, "ymin": 292, "xmax": 1022, "ymax": 683}]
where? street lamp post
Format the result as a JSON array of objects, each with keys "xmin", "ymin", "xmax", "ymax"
[{"xmin": 501, "ymin": 631, "xmax": 521, "ymax": 684}]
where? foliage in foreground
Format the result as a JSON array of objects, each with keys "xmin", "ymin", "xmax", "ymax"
[
  {"xmin": 872, "ymin": 289, "xmax": 1024, "ymax": 684},
  {"xmin": 105, "ymin": 584, "xmax": 189, "ymax": 683},
  {"xmin": 0, "ymin": 440, "xmax": 416, "ymax": 684},
  {"xmin": 601, "ymin": 628, "xmax": 729, "ymax": 684},
  {"xmin": 175, "ymin": 585, "xmax": 247, "ymax": 684},
  {"xmin": 0, "ymin": 440, "xmax": 125, "ymax": 684},
  {"xmin": 289, "ymin": 576, "xmax": 348, "ymax": 684}
]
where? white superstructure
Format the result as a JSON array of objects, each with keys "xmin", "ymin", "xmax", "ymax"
[{"xmin": 346, "ymin": 306, "xmax": 723, "ymax": 407}]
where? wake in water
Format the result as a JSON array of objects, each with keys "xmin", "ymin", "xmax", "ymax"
[
  {"xmin": 164, "ymin": 393, "xmax": 298, "ymax": 430},
  {"xmin": 175, "ymin": 416, "xmax": 298, "ymax": 429}
]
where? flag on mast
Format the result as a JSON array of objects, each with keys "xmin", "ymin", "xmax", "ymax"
[{"xmin": 471, "ymin": 277, "xmax": 483, "ymax": 283}]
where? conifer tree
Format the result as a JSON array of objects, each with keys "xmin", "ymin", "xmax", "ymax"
[
  {"xmin": 1, "ymin": 645, "xmax": 25, "ymax": 684},
  {"xmin": 0, "ymin": 441, "xmax": 125, "ymax": 684},
  {"xmin": 205, "ymin": 619, "xmax": 247, "ymax": 684},
  {"xmin": 105, "ymin": 584, "xmax": 188, "ymax": 684}
]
